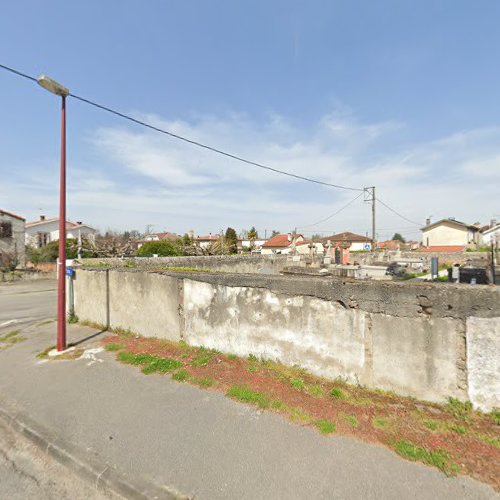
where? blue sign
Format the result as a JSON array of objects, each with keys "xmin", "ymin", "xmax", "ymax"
[
  {"xmin": 364, "ymin": 243, "xmax": 371, "ymax": 251},
  {"xmin": 66, "ymin": 267, "xmax": 75, "ymax": 277}
]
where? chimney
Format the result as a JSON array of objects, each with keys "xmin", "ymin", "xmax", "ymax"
[
  {"xmin": 76, "ymin": 221, "xmax": 82, "ymax": 225},
  {"xmin": 40, "ymin": 215, "xmax": 45, "ymax": 221},
  {"xmin": 425, "ymin": 217, "xmax": 431, "ymax": 226},
  {"xmin": 491, "ymin": 219, "xmax": 497, "ymax": 228}
]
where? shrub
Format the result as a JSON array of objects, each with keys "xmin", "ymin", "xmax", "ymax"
[{"xmin": 137, "ymin": 240, "xmax": 181, "ymax": 257}]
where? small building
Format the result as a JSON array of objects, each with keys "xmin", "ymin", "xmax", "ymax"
[
  {"xmin": 421, "ymin": 218, "xmax": 480, "ymax": 248},
  {"xmin": 194, "ymin": 234, "xmax": 221, "ymax": 250},
  {"xmin": 143, "ymin": 232, "xmax": 179, "ymax": 242},
  {"xmin": 295, "ymin": 240, "xmax": 325, "ymax": 255},
  {"xmin": 480, "ymin": 219, "xmax": 500, "ymax": 245},
  {"xmin": 25, "ymin": 215, "xmax": 97, "ymax": 248},
  {"xmin": 261, "ymin": 233, "xmax": 304, "ymax": 255},
  {"xmin": 321, "ymin": 232, "xmax": 373, "ymax": 252},
  {"xmin": 0, "ymin": 209, "xmax": 26, "ymax": 268}
]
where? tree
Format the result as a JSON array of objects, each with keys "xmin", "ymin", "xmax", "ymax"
[
  {"xmin": 248, "ymin": 226, "xmax": 258, "ymax": 241},
  {"xmin": 224, "ymin": 227, "xmax": 238, "ymax": 254},
  {"xmin": 392, "ymin": 233, "xmax": 406, "ymax": 243},
  {"xmin": 271, "ymin": 230, "xmax": 280, "ymax": 237},
  {"xmin": 137, "ymin": 240, "xmax": 180, "ymax": 257}
]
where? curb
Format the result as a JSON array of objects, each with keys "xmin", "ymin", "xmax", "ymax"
[{"xmin": 0, "ymin": 402, "xmax": 188, "ymax": 500}]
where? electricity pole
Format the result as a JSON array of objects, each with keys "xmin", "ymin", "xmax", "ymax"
[{"xmin": 364, "ymin": 187, "xmax": 376, "ymax": 251}]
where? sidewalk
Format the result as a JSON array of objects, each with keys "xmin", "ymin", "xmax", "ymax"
[{"xmin": 0, "ymin": 319, "xmax": 497, "ymax": 500}]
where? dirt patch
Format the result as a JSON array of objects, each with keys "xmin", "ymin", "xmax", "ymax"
[{"xmin": 101, "ymin": 335, "xmax": 500, "ymax": 489}]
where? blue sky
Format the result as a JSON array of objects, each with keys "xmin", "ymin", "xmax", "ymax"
[{"xmin": 1, "ymin": 1, "xmax": 499, "ymax": 240}]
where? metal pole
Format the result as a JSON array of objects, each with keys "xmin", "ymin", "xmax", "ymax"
[
  {"xmin": 57, "ymin": 95, "xmax": 67, "ymax": 351},
  {"xmin": 372, "ymin": 187, "xmax": 376, "ymax": 251}
]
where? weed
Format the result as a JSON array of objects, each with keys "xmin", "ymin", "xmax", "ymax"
[
  {"xmin": 36, "ymin": 319, "xmax": 55, "ymax": 327},
  {"xmin": 392, "ymin": 439, "xmax": 459, "ymax": 476},
  {"xmin": 307, "ymin": 384, "xmax": 324, "ymax": 398},
  {"xmin": 105, "ymin": 343, "xmax": 124, "ymax": 352},
  {"xmin": 449, "ymin": 424, "xmax": 467, "ymax": 435},
  {"xmin": 445, "ymin": 397, "xmax": 472, "ymax": 420},
  {"xmin": 197, "ymin": 377, "xmax": 215, "ymax": 388},
  {"xmin": 67, "ymin": 313, "xmax": 79, "ymax": 324},
  {"xmin": 227, "ymin": 386, "xmax": 269, "ymax": 409},
  {"xmin": 37, "ymin": 345, "xmax": 56, "ymax": 359},
  {"xmin": 227, "ymin": 353, "xmax": 238, "ymax": 360},
  {"xmin": 475, "ymin": 433, "xmax": 500, "ymax": 448},
  {"xmin": 372, "ymin": 417, "xmax": 390, "ymax": 429},
  {"xmin": 271, "ymin": 400, "xmax": 285, "ymax": 410},
  {"xmin": 117, "ymin": 351, "xmax": 156, "ymax": 365},
  {"xmin": 330, "ymin": 387, "xmax": 347, "ymax": 400},
  {"xmin": 172, "ymin": 369, "xmax": 189, "ymax": 382},
  {"xmin": 289, "ymin": 407, "xmax": 310, "ymax": 422},
  {"xmin": 248, "ymin": 365, "xmax": 258, "ymax": 372},
  {"xmin": 0, "ymin": 330, "xmax": 26, "ymax": 344},
  {"xmin": 342, "ymin": 414, "xmax": 359, "ymax": 427},
  {"xmin": 490, "ymin": 408, "xmax": 500, "ymax": 426},
  {"xmin": 142, "ymin": 357, "xmax": 182, "ymax": 374},
  {"xmin": 315, "ymin": 419, "xmax": 336, "ymax": 434},
  {"xmin": 248, "ymin": 354, "xmax": 258, "ymax": 361},
  {"xmin": 290, "ymin": 378, "xmax": 305, "ymax": 390},
  {"xmin": 112, "ymin": 327, "xmax": 136, "ymax": 338},
  {"xmin": 423, "ymin": 419, "xmax": 439, "ymax": 431},
  {"xmin": 191, "ymin": 348, "xmax": 213, "ymax": 367}
]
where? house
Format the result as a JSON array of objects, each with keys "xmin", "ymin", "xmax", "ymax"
[
  {"xmin": 240, "ymin": 238, "xmax": 268, "ymax": 251},
  {"xmin": 261, "ymin": 233, "xmax": 304, "ymax": 255},
  {"xmin": 377, "ymin": 240, "xmax": 401, "ymax": 251},
  {"xmin": 420, "ymin": 218, "xmax": 480, "ymax": 249},
  {"xmin": 143, "ymin": 232, "xmax": 179, "ymax": 242},
  {"xmin": 295, "ymin": 240, "xmax": 325, "ymax": 255},
  {"xmin": 25, "ymin": 215, "xmax": 97, "ymax": 248},
  {"xmin": 321, "ymin": 232, "xmax": 373, "ymax": 252},
  {"xmin": 194, "ymin": 234, "xmax": 221, "ymax": 250},
  {"xmin": 0, "ymin": 209, "xmax": 26, "ymax": 268},
  {"xmin": 480, "ymin": 219, "xmax": 500, "ymax": 245}
]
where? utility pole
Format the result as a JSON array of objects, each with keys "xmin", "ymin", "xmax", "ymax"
[{"xmin": 371, "ymin": 186, "xmax": 376, "ymax": 250}]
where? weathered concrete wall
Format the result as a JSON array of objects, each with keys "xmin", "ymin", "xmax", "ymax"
[
  {"xmin": 73, "ymin": 268, "xmax": 500, "ymax": 410},
  {"xmin": 81, "ymin": 255, "xmax": 288, "ymax": 275}
]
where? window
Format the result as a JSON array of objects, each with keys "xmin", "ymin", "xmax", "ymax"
[
  {"xmin": 0, "ymin": 222, "xmax": 12, "ymax": 238},
  {"xmin": 37, "ymin": 232, "xmax": 49, "ymax": 247}
]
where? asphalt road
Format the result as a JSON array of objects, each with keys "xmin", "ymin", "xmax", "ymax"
[{"xmin": 0, "ymin": 279, "xmax": 498, "ymax": 500}]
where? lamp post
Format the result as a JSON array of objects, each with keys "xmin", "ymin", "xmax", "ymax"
[{"xmin": 37, "ymin": 75, "xmax": 69, "ymax": 352}]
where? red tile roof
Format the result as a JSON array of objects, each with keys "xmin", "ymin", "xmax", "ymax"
[
  {"xmin": 262, "ymin": 234, "xmax": 293, "ymax": 248},
  {"xmin": 377, "ymin": 240, "xmax": 401, "ymax": 250},
  {"xmin": 418, "ymin": 246, "xmax": 465, "ymax": 253},
  {"xmin": 0, "ymin": 209, "xmax": 25, "ymax": 221},
  {"xmin": 321, "ymin": 232, "xmax": 372, "ymax": 243}
]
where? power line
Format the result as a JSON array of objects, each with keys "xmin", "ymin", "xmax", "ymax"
[
  {"xmin": 0, "ymin": 63, "xmax": 363, "ymax": 192},
  {"xmin": 377, "ymin": 197, "xmax": 422, "ymax": 226},
  {"xmin": 297, "ymin": 192, "xmax": 364, "ymax": 229}
]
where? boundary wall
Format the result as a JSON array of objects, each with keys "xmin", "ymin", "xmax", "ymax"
[{"xmin": 73, "ymin": 268, "xmax": 500, "ymax": 411}]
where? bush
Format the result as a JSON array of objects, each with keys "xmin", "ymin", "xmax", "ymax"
[{"xmin": 137, "ymin": 240, "xmax": 181, "ymax": 257}]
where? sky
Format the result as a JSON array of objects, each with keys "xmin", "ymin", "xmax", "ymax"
[{"xmin": 1, "ymin": 0, "xmax": 499, "ymax": 241}]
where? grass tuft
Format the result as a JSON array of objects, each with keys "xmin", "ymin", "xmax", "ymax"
[
  {"xmin": 105, "ymin": 343, "xmax": 124, "ymax": 352},
  {"xmin": 449, "ymin": 424, "xmax": 467, "ymax": 435},
  {"xmin": 445, "ymin": 397, "xmax": 472, "ymax": 420},
  {"xmin": 392, "ymin": 439, "xmax": 459, "ymax": 476},
  {"xmin": 197, "ymin": 377, "xmax": 216, "ymax": 388},
  {"xmin": 290, "ymin": 378, "xmax": 305, "ymax": 390},
  {"xmin": 372, "ymin": 417, "xmax": 390, "ymax": 429},
  {"xmin": 191, "ymin": 348, "xmax": 213, "ymax": 367},
  {"xmin": 330, "ymin": 387, "xmax": 347, "ymax": 400},
  {"xmin": 141, "ymin": 357, "xmax": 182, "ymax": 374},
  {"xmin": 172, "ymin": 369, "xmax": 189, "ymax": 382},
  {"xmin": 342, "ymin": 414, "xmax": 359, "ymax": 427},
  {"xmin": 423, "ymin": 419, "xmax": 439, "ymax": 431},
  {"xmin": 314, "ymin": 419, "xmax": 336, "ymax": 434},
  {"xmin": 490, "ymin": 408, "xmax": 500, "ymax": 426},
  {"xmin": 227, "ymin": 385, "xmax": 269, "ymax": 409}
]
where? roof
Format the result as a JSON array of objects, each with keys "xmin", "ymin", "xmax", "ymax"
[
  {"xmin": 321, "ymin": 232, "xmax": 372, "ymax": 243},
  {"xmin": 482, "ymin": 223, "xmax": 500, "ymax": 235},
  {"xmin": 377, "ymin": 240, "xmax": 401, "ymax": 249},
  {"xmin": 262, "ymin": 233, "xmax": 304, "ymax": 248},
  {"xmin": 0, "ymin": 209, "xmax": 25, "ymax": 221},
  {"xmin": 421, "ymin": 218, "xmax": 479, "ymax": 232},
  {"xmin": 194, "ymin": 235, "xmax": 220, "ymax": 241},
  {"xmin": 153, "ymin": 232, "xmax": 179, "ymax": 241},
  {"xmin": 418, "ymin": 245, "xmax": 465, "ymax": 253},
  {"xmin": 26, "ymin": 217, "xmax": 96, "ymax": 231}
]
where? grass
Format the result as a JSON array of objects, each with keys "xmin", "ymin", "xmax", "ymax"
[
  {"xmin": 196, "ymin": 377, "xmax": 216, "ymax": 388},
  {"xmin": 490, "ymin": 408, "xmax": 500, "ymax": 425},
  {"xmin": 172, "ymin": 369, "xmax": 189, "ymax": 382},
  {"xmin": 449, "ymin": 424, "xmax": 467, "ymax": 435},
  {"xmin": 117, "ymin": 351, "xmax": 156, "ymax": 365},
  {"xmin": 423, "ymin": 419, "xmax": 439, "ymax": 431},
  {"xmin": 0, "ymin": 330, "xmax": 26, "ymax": 344},
  {"xmin": 141, "ymin": 357, "xmax": 182, "ymax": 374},
  {"xmin": 36, "ymin": 319, "xmax": 55, "ymax": 327},
  {"xmin": 271, "ymin": 400, "xmax": 285, "ymax": 410},
  {"xmin": 105, "ymin": 342, "xmax": 124, "ymax": 352},
  {"xmin": 445, "ymin": 397, "xmax": 472, "ymax": 420},
  {"xmin": 307, "ymin": 384, "xmax": 324, "ymax": 398},
  {"xmin": 227, "ymin": 354, "xmax": 238, "ymax": 360},
  {"xmin": 191, "ymin": 348, "xmax": 213, "ymax": 367},
  {"xmin": 290, "ymin": 378, "xmax": 305, "ymax": 390},
  {"xmin": 372, "ymin": 417, "xmax": 390, "ymax": 429},
  {"xmin": 289, "ymin": 407, "xmax": 310, "ymax": 422},
  {"xmin": 341, "ymin": 414, "xmax": 359, "ymax": 427},
  {"xmin": 392, "ymin": 439, "xmax": 459, "ymax": 476},
  {"xmin": 314, "ymin": 419, "xmax": 336, "ymax": 434},
  {"xmin": 227, "ymin": 385, "xmax": 269, "ymax": 409},
  {"xmin": 67, "ymin": 313, "xmax": 79, "ymax": 324},
  {"xmin": 330, "ymin": 387, "xmax": 347, "ymax": 400}
]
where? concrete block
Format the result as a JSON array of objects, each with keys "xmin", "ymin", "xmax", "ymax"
[
  {"xmin": 371, "ymin": 315, "xmax": 464, "ymax": 402},
  {"xmin": 466, "ymin": 317, "xmax": 500, "ymax": 412}
]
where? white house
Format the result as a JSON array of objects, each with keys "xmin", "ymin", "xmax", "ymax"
[
  {"xmin": 0, "ymin": 209, "xmax": 26, "ymax": 268},
  {"xmin": 421, "ymin": 218, "xmax": 480, "ymax": 248},
  {"xmin": 481, "ymin": 220, "xmax": 500, "ymax": 245},
  {"xmin": 321, "ymin": 232, "xmax": 373, "ymax": 252},
  {"xmin": 295, "ymin": 240, "xmax": 325, "ymax": 255},
  {"xmin": 26, "ymin": 216, "xmax": 97, "ymax": 248}
]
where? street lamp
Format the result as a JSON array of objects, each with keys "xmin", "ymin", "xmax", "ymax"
[{"xmin": 37, "ymin": 75, "xmax": 69, "ymax": 352}]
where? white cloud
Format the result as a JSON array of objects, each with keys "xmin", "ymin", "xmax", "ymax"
[{"xmin": 2, "ymin": 112, "xmax": 499, "ymax": 240}]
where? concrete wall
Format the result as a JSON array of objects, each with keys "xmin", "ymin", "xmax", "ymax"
[
  {"xmin": 81, "ymin": 255, "xmax": 288, "ymax": 274},
  {"xmin": 73, "ymin": 268, "xmax": 500, "ymax": 411}
]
